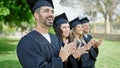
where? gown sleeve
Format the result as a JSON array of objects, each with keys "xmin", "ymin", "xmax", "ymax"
[
  {"xmin": 17, "ymin": 36, "xmax": 63, "ymax": 68},
  {"xmin": 67, "ymin": 55, "xmax": 78, "ymax": 68},
  {"xmin": 89, "ymin": 47, "xmax": 99, "ymax": 61},
  {"xmin": 86, "ymin": 35, "xmax": 99, "ymax": 61},
  {"xmin": 88, "ymin": 35, "xmax": 99, "ymax": 61}
]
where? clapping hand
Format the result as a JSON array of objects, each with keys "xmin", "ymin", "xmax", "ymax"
[{"xmin": 59, "ymin": 39, "xmax": 76, "ymax": 62}]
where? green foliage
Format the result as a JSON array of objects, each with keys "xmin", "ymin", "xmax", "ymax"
[
  {"xmin": 0, "ymin": 22, "xmax": 3, "ymax": 32},
  {"xmin": 0, "ymin": 1, "xmax": 9, "ymax": 20},
  {"xmin": 0, "ymin": 7, "xmax": 10, "ymax": 20},
  {"xmin": 2, "ymin": 25, "xmax": 16, "ymax": 35},
  {"xmin": 0, "ymin": 0, "xmax": 34, "ymax": 32},
  {"xmin": 3, "ymin": 0, "xmax": 33, "ymax": 26},
  {"xmin": 49, "ymin": 27, "xmax": 55, "ymax": 34}
]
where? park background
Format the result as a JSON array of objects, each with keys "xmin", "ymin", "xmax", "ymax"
[{"xmin": 0, "ymin": 0, "xmax": 120, "ymax": 68}]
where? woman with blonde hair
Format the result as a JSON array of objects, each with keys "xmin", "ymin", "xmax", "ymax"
[{"xmin": 69, "ymin": 17, "xmax": 95, "ymax": 68}]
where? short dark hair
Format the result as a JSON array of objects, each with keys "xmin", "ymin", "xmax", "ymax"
[{"xmin": 35, "ymin": 8, "xmax": 40, "ymax": 13}]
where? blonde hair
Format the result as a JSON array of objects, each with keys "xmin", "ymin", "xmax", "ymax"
[{"xmin": 70, "ymin": 27, "xmax": 83, "ymax": 41}]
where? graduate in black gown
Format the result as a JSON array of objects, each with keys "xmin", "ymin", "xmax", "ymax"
[
  {"xmin": 17, "ymin": 0, "xmax": 75, "ymax": 68},
  {"xmin": 53, "ymin": 13, "xmax": 77, "ymax": 68},
  {"xmin": 69, "ymin": 17, "xmax": 92, "ymax": 68},
  {"xmin": 79, "ymin": 17, "xmax": 102, "ymax": 68}
]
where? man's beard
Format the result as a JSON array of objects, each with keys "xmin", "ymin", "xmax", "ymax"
[
  {"xmin": 83, "ymin": 30, "xmax": 89, "ymax": 34},
  {"xmin": 39, "ymin": 15, "xmax": 53, "ymax": 27},
  {"xmin": 44, "ymin": 21, "xmax": 53, "ymax": 27},
  {"xmin": 45, "ymin": 15, "xmax": 54, "ymax": 27}
]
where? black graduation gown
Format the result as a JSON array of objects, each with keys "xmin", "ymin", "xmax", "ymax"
[
  {"xmin": 17, "ymin": 30, "xmax": 63, "ymax": 68},
  {"xmin": 67, "ymin": 55, "xmax": 78, "ymax": 68},
  {"xmin": 78, "ymin": 34, "xmax": 99, "ymax": 68},
  {"xmin": 83, "ymin": 35, "xmax": 99, "ymax": 61}
]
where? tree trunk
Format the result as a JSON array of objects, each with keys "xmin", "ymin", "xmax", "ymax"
[{"xmin": 104, "ymin": 15, "xmax": 111, "ymax": 34}]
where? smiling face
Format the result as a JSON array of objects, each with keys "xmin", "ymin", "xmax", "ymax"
[
  {"xmin": 34, "ymin": 6, "xmax": 54, "ymax": 27},
  {"xmin": 60, "ymin": 23, "xmax": 70, "ymax": 38},
  {"xmin": 82, "ymin": 23, "xmax": 90, "ymax": 34},
  {"xmin": 74, "ymin": 24, "xmax": 83, "ymax": 35}
]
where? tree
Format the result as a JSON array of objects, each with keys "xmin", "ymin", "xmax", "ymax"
[
  {"xmin": 60, "ymin": 0, "xmax": 120, "ymax": 34},
  {"xmin": 3, "ymin": 0, "xmax": 33, "ymax": 26},
  {"xmin": 0, "ymin": 1, "xmax": 10, "ymax": 32},
  {"xmin": 0, "ymin": 0, "xmax": 35, "ymax": 35},
  {"xmin": 96, "ymin": 0, "xmax": 120, "ymax": 34}
]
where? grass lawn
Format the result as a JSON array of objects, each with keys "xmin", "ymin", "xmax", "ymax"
[
  {"xmin": 0, "ymin": 37, "xmax": 120, "ymax": 68},
  {"xmin": 95, "ymin": 40, "xmax": 120, "ymax": 68},
  {"xmin": 0, "ymin": 37, "xmax": 22, "ymax": 68}
]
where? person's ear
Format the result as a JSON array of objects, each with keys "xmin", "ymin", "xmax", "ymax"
[{"xmin": 34, "ymin": 12, "xmax": 39, "ymax": 19}]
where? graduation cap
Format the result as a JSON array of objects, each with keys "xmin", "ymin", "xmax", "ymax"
[
  {"xmin": 69, "ymin": 17, "xmax": 81, "ymax": 29},
  {"xmin": 80, "ymin": 17, "xmax": 89, "ymax": 24},
  {"xmin": 26, "ymin": 0, "xmax": 54, "ymax": 13},
  {"xmin": 53, "ymin": 13, "xmax": 68, "ymax": 28}
]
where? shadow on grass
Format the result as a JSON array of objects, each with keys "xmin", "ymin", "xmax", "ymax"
[
  {"xmin": 0, "ymin": 60, "xmax": 22, "ymax": 68},
  {"xmin": 0, "ymin": 37, "xmax": 19, "ymax": 54},
  {"xmin": 0, "ymin": 37, "xmax": 22, "ymax": 68}
]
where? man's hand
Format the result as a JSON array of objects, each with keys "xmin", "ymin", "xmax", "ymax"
[
  {"xmin": 94, "ymin": 39, "xmax": 102, "ymax": 48},
  {"xmin": 89, "ymin": 39, "xmax": 96, "ymax": 46}
]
